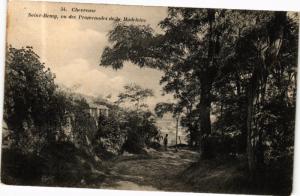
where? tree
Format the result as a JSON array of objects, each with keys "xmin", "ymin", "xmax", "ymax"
[
  {"xmin": 101, "ymin": 8, "xmax": 233, "ymax": 158},
  {"xmin": 100, "ymin": 8, "xmax": 298, "ymax": 172},
  {"xmin": 233, "ymin": 11, "xmax": 298, "ymax": 175},
  {"xmin": 110, "ymin": 84, "xmax": 159, "ymax": 153},
  {"xmin": 4, "ymin": 46, "xmax": 58, "ymax": 149},
  {"xmin": 116, "ymin": 83, "xmax": 154, "ymax": 111}
]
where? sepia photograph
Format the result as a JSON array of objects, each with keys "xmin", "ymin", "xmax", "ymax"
[{"xmin": 1, "ymin": 0, "xmax": 299, "ymax": 195}]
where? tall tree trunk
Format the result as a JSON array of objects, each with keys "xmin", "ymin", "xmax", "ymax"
[
  {"xmin": 246, "ymin": 74, "xmax": 257, "ymax": 176},
  {"xmin": 235, "ymin": 73, "xmax": 247, "ymax": 153},
  {"xmin": 199, "ymin": 9, "xmax": 216, "ymax": 159},
  {"xmin": 246, "ymin": 12, "xmax": 286, "ymax": 177},
  {"xmin": 199, "ymin": 74, "xmax": 213, "ymax": 159}
]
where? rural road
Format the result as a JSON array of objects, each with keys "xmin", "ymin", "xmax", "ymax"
[{"xmin": 100, "ymin": 148, "xmax": 199, "ymax": 192}]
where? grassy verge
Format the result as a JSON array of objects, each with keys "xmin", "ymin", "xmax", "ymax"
[{"xmin": 180, "ymin": 155, "xmax": 293, "ymax": 195}]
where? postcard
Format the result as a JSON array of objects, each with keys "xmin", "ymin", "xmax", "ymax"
[{"xmin": 1, "ymin": 0, "xmax": 299, "ymax": 195}]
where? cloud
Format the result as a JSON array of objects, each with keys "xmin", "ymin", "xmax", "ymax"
[
  {"xmin": 7, "ymin": 1, "xmax": 172, "ymax": 110},
  {"xmin": 54, "ymin": 58, "xmax": 126, "ymax": 97},
  {"xmin": 7, "ymin": 9, "xmax": 108, "ymax": 70}
]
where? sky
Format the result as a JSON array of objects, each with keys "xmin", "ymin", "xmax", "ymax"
[{"xmin": 6, "ymin": 0, "xmax": 174, "ymax": 110}]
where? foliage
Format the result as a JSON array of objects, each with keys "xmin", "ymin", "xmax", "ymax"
[
  {"xmin": 100, "ymin": 84, "xmax": 160, "ymax": 154},
  {"xmin": 116, "ymin": 83, "xmax": 154, "ymax": 110},
  {"xmin": 100, "ymin": 8, "xmax": 298, "ymax": 192},
  {"xmin": 121, "ymin": 110, "xmax": 158, "ymax": 154},
  {"xmin": 91, "ymin": 83, "xmax": 160, "ymax": 157},
  {"xmin": 155, "ymin": 102, "xmax": 178, "ymax": 118},
  {"xmin": 4, "ymin": 46, "xmax": 59, "ymax": 151},
  {"xmin": 93, "ymin": 111, "xmax": 127, "ymax": 159},
  {"xmin": 2, "ymin": 46, "xmax": 104, "ymax": 186}
]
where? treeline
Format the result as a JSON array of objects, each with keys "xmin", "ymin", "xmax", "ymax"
[
  {"xmin": 100, "ymin": 9, "xmax": 298, "ymax": 193},
  {"xmin": 2, "ymin": 46, "xmax": 160, "ymax": 186}
]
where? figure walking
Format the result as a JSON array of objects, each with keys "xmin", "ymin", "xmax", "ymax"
[{"xmin": 163, "ymin": 134, "xmax": 168, "ymax": 151}]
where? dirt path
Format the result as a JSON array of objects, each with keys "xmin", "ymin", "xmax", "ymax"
[{"xmin": 100, "ymin": 148, "xmax": 199, "ymax": 192}]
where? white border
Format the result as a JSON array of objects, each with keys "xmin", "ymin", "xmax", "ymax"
[
  {"xmin": 0, "ymin": 0, "xmax": 7, "ymax": 192},
  {"xmin": 0, "ymin": 1, "xmax": 299, "ymax": 196},
  {"xmin": 14, "ymin": 0, "xmax": 300, "ymax": 11}
]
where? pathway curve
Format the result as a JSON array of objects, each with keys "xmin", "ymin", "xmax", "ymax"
[{"xmin": 100, "ymin": 148, "xmax": 199, "ymax": 192}]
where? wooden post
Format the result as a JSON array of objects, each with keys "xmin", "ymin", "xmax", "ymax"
[{"xmin": 175, "ymin": 114, "xmax": 179, "ymax": 151}]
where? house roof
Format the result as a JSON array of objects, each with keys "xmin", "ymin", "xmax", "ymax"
[{"xmin": 88, "ymin": 103, "xmax": 109, "ymax": 110}]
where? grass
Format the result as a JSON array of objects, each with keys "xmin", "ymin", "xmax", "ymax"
[{"xmin": 180, "ymin": 155, "xmax": 293, "ymax": 195}]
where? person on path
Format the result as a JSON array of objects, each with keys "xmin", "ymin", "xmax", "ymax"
[{"xmin": 163, "ymin": 134, "xmax": 168, "ymax": 151}]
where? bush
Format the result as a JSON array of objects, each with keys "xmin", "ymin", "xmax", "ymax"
[
  {"xmin": 147, "ymin": 141, "xmax": 161, "ymax": 150},
  {"xmin": 93, "ymin": 114, "xmax": 127, "ymax": 159},
  {"xmin": 122, "ymin": 139, "xmax": 147, "ymax": 154},
  {"xmin": 39, "ymin": 141, "xmax": 106, "ymax": 186},
  {"xmin": 1, "ymin": 148, "xmax": 45, "ymax": 185},
  {"xmin": 121, "ymin": 110, "xmax": 159, "ymax": 154},
  {"xmin": 1, "ymin": 141, "xmax": 106, "ymax": 187}
]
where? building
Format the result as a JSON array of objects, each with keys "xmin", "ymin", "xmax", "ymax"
[{"xmin": 85, "ymin": 103, "xmax": 109, "ymax": 119}]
